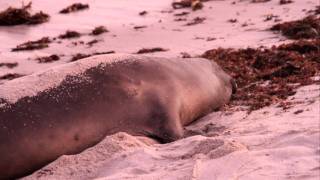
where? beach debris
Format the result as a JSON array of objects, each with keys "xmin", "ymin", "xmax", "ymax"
[
  {"xmin": 0, "ymin": 2, "xmax": 49, "ymax": 26},
  {"xmin": 315, "ymin": 6, "xmax": 320, "ymax": 15},
  {"xmin": 228, "ymin": 19, "xmax": 238, "ymax": 23},
  {"xmin": 59, "ymin": 3, "xmax": 89, "ymax": 14},
  {"xmin": 35, "ymin": 54, "xmax": 60, "ymax": 63},
  {"xmin": 136, "ymin": 47, "xmax": 168, "ymax": 54},
  {"xmin": 12, "ymin": 37, "xmax": 51, "ymax": 51},
  {"xmin": 264, "ymin": 14, "xmax": 279, "ymax": 22},
  {"xmin": 0, "ymin": 62, "xmax": 18, "ymax": 68},
  {"xmin": 139, "ymin": 11, "xmax": 148, "ymax": 16},
  {"xmin": 70, "ymin": 53, "xmax": 90, "ymax": 62},
  {"xmin": 172, "ymin": 0, "xmax": 193, "ymax": 9},
  {"xmin": 307, "ymin": 6, "xmax": 320, "ymax": 15},
  {"xmin": 86, "ymin": 39, "xmax": 100, "ymax": 47},
  {"xmin": 133, "ymin": 25, "xmax": 147, "ymax": 30},
  {"xmin": 0, "ymin": 73, "xmax": 24, "ymax": 80},
  {"xmin": 174, "ymin": 12, "xmax": 189, "ymax": 16},
  {"xmin": 90, "ymin": 26, "xmax": 108, "ymax": 35},
  {"xmin": 70, "ymin": 51, "xmax": 115, "ymax": 62},
  {"xmin": 206, "ymin": 37, "xmax": 216, "ymax": 41},
  {"xmin": 191, "ymin": 0, "xmax": 204, "ymax": 11},
  {"xmin": 241, "ymin": 22, "xmax": 249, "ymax": 27},
  {"xmin": 58, "ymin": 30, "xmax": 81, "ymax": 39},
  {"xmin": 181, "ymin": 52, "xmax": 192, "ymax": 58},
  {"xmin": 293, "ymin": 109, "xmax": 303, "ymax": 114},
  {"xmin": 252, "ymin": 0, "xmax": 271, "ymax": 3},
  {"xmin": 271, "ymin": 15, "xmax": 320, "ymax": 39},
  {"xmin": 279, "ymin": 0, "xmax": 293, "ymax": 5},
  {"xmin": 86, "ymin": 39, "xmax": 99, "ymax": 47},
  {"xmin": 174, "ymin": 18, "xmax": 187, "ymax": 22},
  {"xmin": 185, "ymin": 17, "xmax": 205, "ymax": 26},
  {"xmin": 71, "ymin": 41, "xmax": 84, "ymax": 46},
  {"xmin": 202, "ymin": 39, "xmax": 320, "ymax": 111},
  {"xmin": 172, "ymin": 0, "xmax": 207, "ymax": 11}
]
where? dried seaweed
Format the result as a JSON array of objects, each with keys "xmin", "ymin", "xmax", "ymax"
[
  {"xmin": 59, "ymin": 3, "xmax": 89, "ymax": 14},
  {"xmin": 0, "ymin": 2, "xmax": 49, "ymax": 26},
  {"xmin": 12, "ymin": 37, "xmax": 51, "ymax": 51},
  {"xmin": 271, "ymin": 15, "xmax": 320, "ymax": 39},
  {"xmin": 202, "ymin": 39, "xmax": 320, "ymax": 111}
]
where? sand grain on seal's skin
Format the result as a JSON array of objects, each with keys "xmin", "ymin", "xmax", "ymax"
[{"xmin": 0, "ymin": 54, "xmax": 133, "ymax": 104}]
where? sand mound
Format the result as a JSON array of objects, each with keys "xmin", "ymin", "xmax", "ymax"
[
  {"xmin": 24, "ymin": 133, "xmax": 245, "ymax": 180},
  {"xmin": 23, "ymin": 133, "xmax": 150, "ymax": 180}
]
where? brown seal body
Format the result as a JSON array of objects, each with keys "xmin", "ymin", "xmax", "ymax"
[{"xmin": 0, "ymin": 54, "xmax": 234, "ymax": 179}]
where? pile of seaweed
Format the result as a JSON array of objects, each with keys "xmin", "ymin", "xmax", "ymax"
[
  {"xmin": 0, "ymin": 2, "xmax": 49, "ymax": 26},
  {"xmin": 90, "ymin": 26, "xmax": 108, "ymax": 35},
  {"xmin": 136, "ymin": 47, "xmax": 168, "ymax": 54},
  {"xmin": 59, "ymin": 3, "xmax": 89, "ymax": 14},
  {"xmin": 12, "ymin": 37, "xmax": 51, "ymax": 51},
  {"xmin": 0, "ymin": 73, "xmax": 24, "ymax": 80},
  {"xmin": 172, "ymin": 0, "xmax": 211, "ymax": 11},
  {"xmin": 271, "ymin": 15, "xmax": 320, "ymax": 39},
  {"xmin": 70, "ymin": 51, "xmax": 115, "ymax": 62},
  {"xmin": 202, "ymin": 39, "xmax": 320, "ymax": 111},
  {"xmin": 58, "ymin": 30, "xmax": 81, "ymax": 39},
  {"xmin": 35, "ymin": 54, "xmax": 60, "ymax": 63}
]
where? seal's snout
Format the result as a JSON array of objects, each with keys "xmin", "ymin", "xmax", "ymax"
[{"xmin": 230, "ymin": 78, "xmax": 237, "ymax": 94}]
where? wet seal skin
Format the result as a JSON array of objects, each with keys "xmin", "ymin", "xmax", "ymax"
[{"xmin": 0, "ymin": 54, "xmax": 235, "ymax": 179}]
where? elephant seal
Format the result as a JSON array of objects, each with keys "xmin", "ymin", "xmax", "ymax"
[{"xmin": 0, "ymin": 54, "xmax": 235, "ymax": 179}]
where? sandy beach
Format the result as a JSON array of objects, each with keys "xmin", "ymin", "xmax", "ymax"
[{"xmin": 0, "ymin": 0, "xmax": 319, "ymax": 179}]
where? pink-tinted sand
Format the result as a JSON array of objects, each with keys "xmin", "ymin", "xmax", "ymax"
[{"xmin": 0, "ymin": 0, "xmax": 319, "ymax": 179}]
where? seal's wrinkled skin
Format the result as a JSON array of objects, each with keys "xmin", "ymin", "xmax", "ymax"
[{"xmin": 0, "ymin": 54, "xmax": 234, "ymax": 179}]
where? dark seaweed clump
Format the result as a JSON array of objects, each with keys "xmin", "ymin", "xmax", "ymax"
[
  {"xmin": 90, "ymin": 26, "xmax": 108, "ymax": 35},
  {"xmin": 12, "ymin": 37, "xmax": 51, "ymax": 51},
  {"xmin": 0, "ymin": 2, "xmax": 49, "ymax": 26},
  {"xmin": 316, "ymin": 6, "xmax": 320, "ymax": 15},
  {"xmin": 271, "ymin": 15, "xmax": 320, "ymax": 39},
  {"xmin": 171, "ymin": 0, "xmax": 211, "ymax": 11},
  {"xmin": 58, "ymin": 31, "xmax": 81, "ymax": 39},
  {"xmin": 70, "ymin": 51, "xmax": 115, "ymax": 62},
  {"xmin": 185, "ymin": 17, "xmax": 206, "ymax": 26},
  {"xmin": 202, "ymin": 39, "xmax": 320, "ymax": 111},
  {"xmin": 35, "ymin": 54, "xmax": 60, "ymax": 63},
  {"xmin": 251, "ymin": 0, "xmax": 271, "ymax": 3},
  {"xmin": 0, "ymin": 73, "xmax": 24, "ymax": 80},
  {"xmin": 279, "ymin": 0, "xmax": 293, "ymax": 5},
  {"xmin": 59, "ymin": 3, "xmax": 89, "ymax": 14},
  {"xmin": 0, "ymin": 62, "xmax": 18, "ymax": 68},
  {"xmin": 136, "ymin": 47, "xmax": 168, "ymax": 54},
  {"xmin": 139, "ymin": 11, "xmax": 148, "ymax": 16}
]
